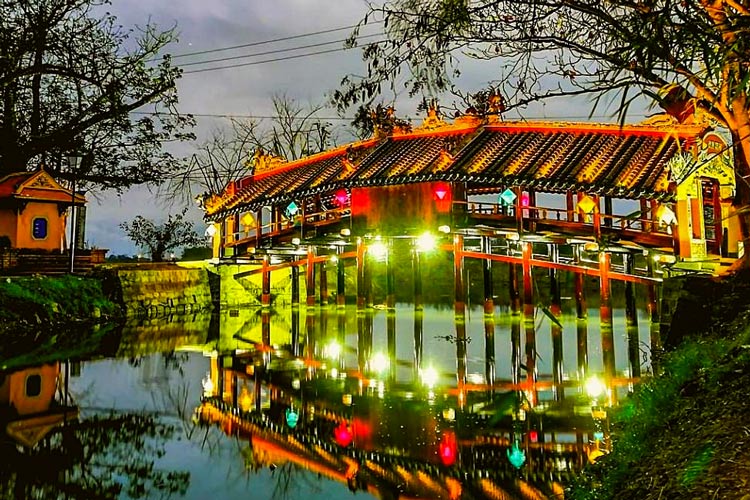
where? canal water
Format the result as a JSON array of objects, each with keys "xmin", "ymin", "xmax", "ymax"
[{"xmin": 0, "ymin": 282, "xmax": 656, "ymax": 499}]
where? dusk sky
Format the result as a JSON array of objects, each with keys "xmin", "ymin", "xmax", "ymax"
[{"xmin": 88, "ymin": 0, "xmax": 651, "ymax": 256}]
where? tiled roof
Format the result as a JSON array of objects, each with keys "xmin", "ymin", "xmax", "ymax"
[
  {"xmin": 205, "ymin": 118, "xmax": 705, "ymax": 220},
  {"xmin": 451, "ymin": 123, "xmax": 688, "ymax": 199}
]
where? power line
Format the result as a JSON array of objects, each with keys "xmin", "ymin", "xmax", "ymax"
[
  {"xmin": 130, "ymin": 111, "xmax": 354, "ymax": 120},
  {"xmin": 177, "ymin": 33, "xmax": 382, "ymax": 68},
  {"xmin": 160, "ymin": 22, "xmax": 381, "ymax": 61},
  {"xmin": 181, "ymin": 44, "xmax": 381, "ymax": 75}
]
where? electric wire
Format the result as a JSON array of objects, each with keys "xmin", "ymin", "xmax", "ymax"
[
  {"xmin": 162, "ymin": 22, "xmax": 381, "ymax": 60},
  {"xmin": 176, "ymin": 32, "xmax": 382, "ymax": 68}
]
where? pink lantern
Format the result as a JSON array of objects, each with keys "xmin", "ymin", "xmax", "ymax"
[{"xmin": 335, "ymin": 188, "xmax": 349, "ymax": 206}]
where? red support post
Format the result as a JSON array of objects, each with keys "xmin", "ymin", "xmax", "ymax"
[{"xmin": 261, "ymin": 256, "xmax": 271, "ymax": 307}]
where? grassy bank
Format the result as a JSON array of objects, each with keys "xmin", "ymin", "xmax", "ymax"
[
  {"xmin": 568, "ymin": 271, "xmax": 750, "ymax": 500},
  {"xmin": 0, "ymin": 274, "xmax": 120, "ymax": 327}
]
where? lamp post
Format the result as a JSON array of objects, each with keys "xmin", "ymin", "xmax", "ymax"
[{"xmin": 66, "ymin": 155, "xmax": 81, "ymax": 273}]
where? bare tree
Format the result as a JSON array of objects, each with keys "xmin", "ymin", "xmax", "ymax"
[
  {"xmin": 166, "ymin": 93, "xmax": 337, "ymax": 205},
  {"xmin": 335, "ymin": 0, "xmax": 750, "ymax": 265},
  {"xmin": 0, "ymin": 0, "xmax": 194, "ymax": 191}
]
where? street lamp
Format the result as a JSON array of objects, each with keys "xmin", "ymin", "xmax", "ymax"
[{"xmin": 66, "ymin": 155, "xmax": 81, "ymax": 273}]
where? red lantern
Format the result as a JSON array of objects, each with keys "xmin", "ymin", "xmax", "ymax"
[
  {"xmin": 433, "ymin": 181, "xmax": 451, "ymax": 202},
  {"xmin": 335, "ymin": 188, "xmax": 349, "ymax": 206},
  {"xmin": 520, "ymin": 192, "xmax": 530, "ymax": 207},
  {"xmin": 334, "ymin": 421, "xmax": 353, "ymax": 447},
  {"xmin": 438, "ymin": 431, "xmax": 458, "ymax": 466},
  {"xmin": 528, "ymin": 430, "xmax": 538, "ymax": 443}
]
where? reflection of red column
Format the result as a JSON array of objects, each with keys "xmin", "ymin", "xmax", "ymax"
[
  {"xmin": 599, "ymin": 252, "xmax": 616, "ymax": 397},
  {"xmin": 575, "ymin": 271, "xmax": 589, "ymax": 379},
  {"xmin": 261, "ymin": 256, "xmax": 271, "ymax": 307},
  {"xmin": 319, "ymin": 261, "xmax": 328, "ymax": 305},
  {"xmin": 453, "ymin": 234, "xmax": 465, "ymax": 316},
  {"xmin": 306, "ymin": 248, "xmax": 316, "ymax": 307},
  {"xmin": 522, "ymin": 241, "xmax": 536, "ymax": 403},
  {"xmin": 356, "ymin": 239, "xmax": 366, "ymax": 310}
]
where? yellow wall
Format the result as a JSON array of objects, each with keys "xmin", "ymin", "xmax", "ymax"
[
  {"xmin": 14, "ymin": 201, "xmax": 66, "ymax": 251},
  {"xmin": 0, "ymin": 209, "xmax": 18, "ymax": 246}
]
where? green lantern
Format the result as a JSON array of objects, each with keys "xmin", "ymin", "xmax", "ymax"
[{"xmin": 507, "ymin": 440, "xmax": 526, "ymax": 469}]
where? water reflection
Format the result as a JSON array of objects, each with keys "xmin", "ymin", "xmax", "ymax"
[{"xmin": 0, "ymin": 296, "xmax": 652, "ymax": 499}]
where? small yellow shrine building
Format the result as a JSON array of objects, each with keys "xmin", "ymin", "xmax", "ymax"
[{"xmin": 0, "ymin": 168, "xmax": 85, "ymax": 251}]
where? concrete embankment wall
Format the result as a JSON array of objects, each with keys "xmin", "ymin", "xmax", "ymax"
[{"xmin": 102, "ymin": 261, "xmax": 299, "ymax": 315}]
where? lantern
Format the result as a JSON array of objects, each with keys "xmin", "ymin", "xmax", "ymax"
[
  {"xmin": 439, "ymin": 431, "xmax": 458, "ymax": 466},
  {"xmin": 335, "ymin": 188, "xmax": 349, "ymax": 206},
  {"xmin": 334, "ymin": 421, "xmax": 353, "ymax": 447},
  {"xmin": 285, "ymin": 408, "xmax": 299, "ymax": 428},
  {"xmin": 433, "ymin": 181, "xmax": 451, "ymax": 201}
]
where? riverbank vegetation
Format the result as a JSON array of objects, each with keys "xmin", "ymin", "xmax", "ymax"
[
  {"xmin": 0, "ymin": 275, "xmax": 120, "ymax": 328},
  {"xmin": 568, "ymin": 270, "xmax": 750, "ymax": 500}
]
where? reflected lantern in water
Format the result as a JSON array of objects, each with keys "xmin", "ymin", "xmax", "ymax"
[
  {"xmin": 286, "ymin": 408, "xmax": 299, "ymax": 428},
  {"xmin": 334, "ymin": 421, "xmax": 353, "ymax": 447},
  {"xmin": 439, "ymin": 431, "xmax": 458, "ymax": 466}
]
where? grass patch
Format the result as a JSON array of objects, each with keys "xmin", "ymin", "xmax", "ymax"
[{"xmin": 0, "ymin": 275, "xmax": 120, "ymax": 325}]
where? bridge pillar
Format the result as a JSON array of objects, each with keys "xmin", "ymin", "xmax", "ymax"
[
  {"xmin": 453, "ymin": 234, "xmax": 466, "ymax": 317},
  {"xmin": 386, "ymin": 238, "xmax": 396, "ymax": 310},
  {"xmin": 356, "ymin": 238, "xmax": 366, "ymax": 310},
  {"xmin": 291, "ymin": 299, "xmax": 300, "ymax": 357},
  {"xmin": 624, "ymin": 254, "xmax": 641, "ymax": 379},
  {"xmin": 593, "ymin": 195, "xmax": 602, "ymax": 241},
  {"xmin": 387, "ymin": 297, "xmax": 397, "ymax": 383},
  {"xmin": 515, "ymin": 187, "xmax": 524, "ymax": 234},
  {"xmin": 549, "ymin": 244, "xmax": 564, "ymax": 401},
  {"xmin": 599, "ymin": 251, "xmax": 616, "ymax": 402},
  {"xmin": 481, "ymin": 236, "xmax": 494, "ymax": 315},
  {"xmin": 291, "ymin": 264, "xmax": 300, "ymax": 306},
  {"xmin": 319, "ymin": 259, "xmax": 329, "ymax": 305},
  {"xmin": 522, "ymin": 240, "xmax": 537, "ymax": 404},
  {"xmin": 509, "ymin": 262, "xmax": 521, "ymax": 315},
  {"xmin": 413, "ymin": 305, "xmax": 424, "ymax": 379},
  {"xmin": 357, "ymin": 311, "xmax": 373, "ymax": 375},
  {"xmin": 566, "ymin": 191, "xmax": 575, "ymax": 221},
  {"xmin": 511, "ymin": 312, "xmax": 522, "ymax": 386},
  {"xmin": 337, "ymin": 248, "xmax": 346, "ymax": 308},
  {"xmin": 604, "ymin": 196, "xmax": 613, "ymax": 228},
  {"xmin": 306, "ymin": 248, "xmax": 316, "ymax": 307},
  {"xmin": 574, "ymin": 247, "xmax": 589, "ymax": 379},
  {"xmin": 647, "ymin": 257, "xmax": 662, "ymax": 370},
  {"xmin": 413, "ymin": 243, "xmax": 423, "ymax": 312},
  {"xmin": 261, "ymin": 256, "xmax": 271, "ymax": 307},
  {"xmin": 484, "ymin": 313, "xmax": 496, "ymax": 393}
]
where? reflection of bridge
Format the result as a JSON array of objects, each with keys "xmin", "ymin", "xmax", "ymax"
[{"xmin": 198, "ymin": 342, "xmax": 614, "ymax": 500}]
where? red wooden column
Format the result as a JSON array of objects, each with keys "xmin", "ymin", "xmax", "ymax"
[
  {"xmin": 336, "ymin": 250, "xmax": 346, "ymax": 308},
  {"xmin": 599, "ymin": 251, "xmax": 616, "ymax": 399},
  {"xmin": 261, "ymin": 256, "xmax": 271, "ymax": 307},
  {"xmin": 306, "ymin": 247, "xmax": 316, "ymax": 307},
  {"xmin": 515, "ymin": 187, "xmax": 524, "ymax": 234},
  {"xmin": 521, "ymin": 240, "xmax": 537, "ymax": 403}
]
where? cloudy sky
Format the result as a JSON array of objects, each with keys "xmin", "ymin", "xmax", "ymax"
[{"xmin": 88, "ymin": 0, "xmax": 649, "ymax": 256}]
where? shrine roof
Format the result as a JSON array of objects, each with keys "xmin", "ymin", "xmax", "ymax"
[{"xmin": 0, "ymin": 169, "xmax": 85, "ymax": 204}]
